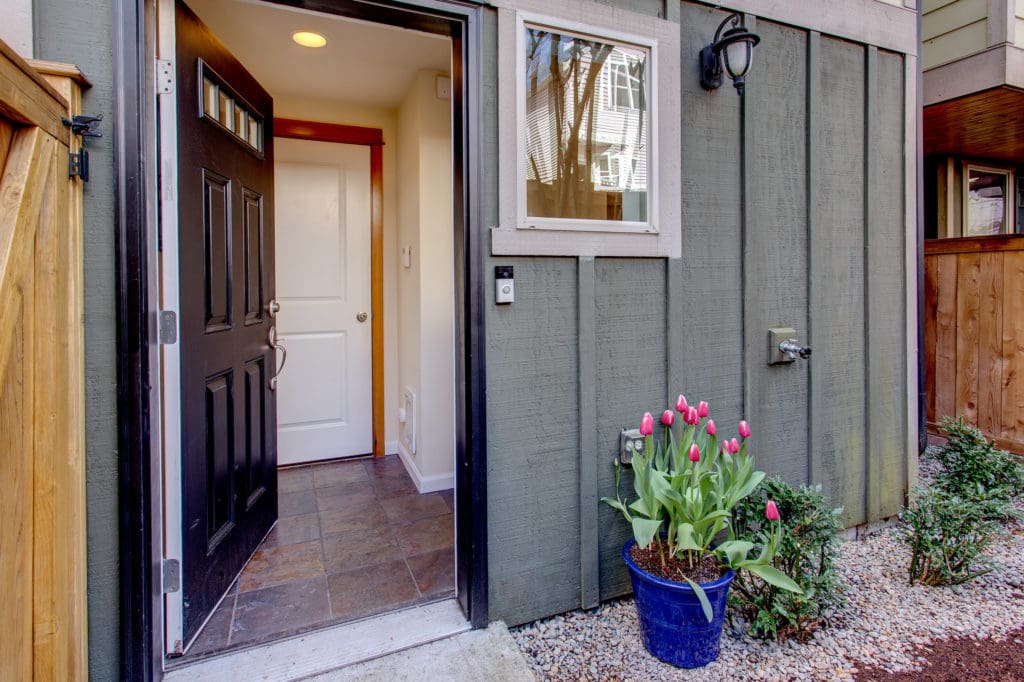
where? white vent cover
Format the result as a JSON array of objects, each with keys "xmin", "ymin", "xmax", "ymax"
[{"xmin": 401, "ymin": 388, "xmax": 416, "ymax": 454}]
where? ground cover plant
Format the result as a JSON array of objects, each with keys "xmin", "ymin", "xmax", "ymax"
[
  {"xmin": 729, "ymin": 478, "xmax": 845, "ymax": 641},
  {"xmin": 931, "ymin": 417, "xmax": 1024, "ymax": 516}
]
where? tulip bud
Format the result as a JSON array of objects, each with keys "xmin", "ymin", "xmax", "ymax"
[
  {"xmin": 698, "ymin": 401, "xmax": 709, "ymax": 418},
  {"xmin": 675, "ymin": 394, "xmax": 688, "ymax": 413},
  {"xmin": 661, "ymin": 410, "xmax": 674, "ymax": 427},
  {"xmin": 688, "ymin": 444, "xmax": 700, "ymax": 463},
  {"xmin": 739, "ymin": 420, "xmax": 751, "ymax": 439},
  {"xmin": 765, "ymin": 500, "xmax": 781, "ymax": 521},
  {"xmin": 706, "ymin": 419, "xmax": 716, "ymax": 436},
  {"xmin": 687, "ymin": 406, "xmax": 699, "ymax": 425},
  {"xmin": 729, "ymin": 438, "xmax": 740, "ymax": 454},
  {"xmin": 640, "ymin": 412, "xmax": 654, "ymax": 436}
]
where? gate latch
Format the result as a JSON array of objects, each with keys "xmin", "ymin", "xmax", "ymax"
[{"xmin": 63, "ymin": 114, "xmax": 103, "ymax": 182}]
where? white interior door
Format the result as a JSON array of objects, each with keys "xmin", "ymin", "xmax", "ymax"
[{"xmin": 274, "ymin": 138, "xmax": 372, "ymax": 464}]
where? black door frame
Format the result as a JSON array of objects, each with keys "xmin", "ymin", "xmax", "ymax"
[{"xmin": 114, "ymin": 0, "xmax": 488, "ymax": 678}]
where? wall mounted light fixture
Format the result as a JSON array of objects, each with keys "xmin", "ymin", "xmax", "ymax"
[{"xmin": 699, "ymin": 13, "xmax": 760, "ymax": 94}]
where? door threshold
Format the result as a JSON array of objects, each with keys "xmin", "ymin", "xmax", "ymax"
[{"xmin": 163, "ymin": 599, "xmax": 470, "ymax": 681}]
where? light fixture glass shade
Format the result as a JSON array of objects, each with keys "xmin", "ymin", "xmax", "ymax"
[
  {"xmin": 722, "ymin": 39, "xmax": 751, "ymax": 80},
  {"xmin": 292, "ymin": 31, "xmax": 327, "ymax": 48}
]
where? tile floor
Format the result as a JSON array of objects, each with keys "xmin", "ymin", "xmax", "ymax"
[{"xmin": 181, "ymin": 455, "xmax": 455, "ymax": 660}]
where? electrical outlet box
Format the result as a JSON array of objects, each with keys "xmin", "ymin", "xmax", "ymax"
[
  {"xmin": 768, "ymin": 327, "xmax": 797, "ymax": 365},
  {"xmin": 495, "ymin": 265, "xmax": 514, "ymax": 304},
  {"xmin": 619, "ymin": 428, "xmax": 645, "ymax": 465}
]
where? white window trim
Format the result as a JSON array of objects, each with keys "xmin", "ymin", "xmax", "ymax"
[
  {"xmin": 492, "ymin": 0, "xmax": 681, "ymax": 257},
  {"xmin": 961, "ymin": 162, "xmax": 1015, "ymax": 237}
]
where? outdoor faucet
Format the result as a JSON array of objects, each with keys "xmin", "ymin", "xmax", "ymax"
[{"xmin": 778, "ymin": 339, "xmax": 812, "ymax": 361}]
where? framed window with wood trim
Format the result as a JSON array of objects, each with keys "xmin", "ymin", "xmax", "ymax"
[
  {"xmin": 492, "ymin": 1, "xmax": 680, "ymax": 258},
  {"xmin": 962, "ymin": 163, "xmax": 1015, "ymax": 237}
]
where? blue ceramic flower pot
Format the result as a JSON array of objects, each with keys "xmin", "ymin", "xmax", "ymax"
[{"xmin": 623, "ymin": 539, "xmax": 734, "ymax": 668}]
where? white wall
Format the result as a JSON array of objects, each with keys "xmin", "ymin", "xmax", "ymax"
[
  {"xmin": 395, "ymin": 70, "xmax": 454, "ymax": 491},
  {"xmin": 0, "ymin": 0, "xmax": 33, "ymax": 57},
  {"xmin": 275, "ymin": 96, "xmax": 401, "ymax": 454}
]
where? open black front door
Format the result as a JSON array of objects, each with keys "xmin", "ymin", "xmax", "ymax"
[{"xmin": 176, "ymin": 0, "xmax": 277, "ymax": 643}]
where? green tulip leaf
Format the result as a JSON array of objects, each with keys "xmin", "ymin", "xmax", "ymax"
[
  {"xmin": 741, "ymin": 562, "xmax": 804, "ymax": 594},
  {"xmin": 715, "ymin": 539, "xmax": 754, "ymax": 566},
  {"xmin": 684, "ymin": 577, "xmax": 714, "ymax": 623},
  {"xmin": 632, "ymin": 518, "xmax": 663, "ymax": 549}
]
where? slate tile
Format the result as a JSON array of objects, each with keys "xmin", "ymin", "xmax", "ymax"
[
  {"xmin": 316, "ymin": 482, "xmax": 377, "ymax": 513},
  {"xmin": 230, "ymin": 576, "xmax": 330, "ymax": 647},
  {"xmin": 406, "ymin": 547, "xmax": 456, "ymax": 599},
  {"xmin": 313, "ymin": 460, "xmax": 370, "ymax": 488},
  {"xmin": 318, "ymin": 501, "xmax": 387, "ymax": 536},
  {"xmin": 392, "ymin": 514, "xmax": 454, "ymax": 556},
  {"xmin": 279, "ymin": 490, "xmax": 317, "ymax": 517},
  {"xmin": 260, "ymin": 513, "xmax": 320, "ymax": 549},
  {"xmin": 278, "ymin": 466, "xmax": 314, "ymax": 493},
  {"xmin": 238, "ymin": 540, "xmax": 324, "ymax": 592},
  {"xmin": 327, "ymin": 559, "xmax": 421, "ymax": 623},
  {"xmin": 186, "ymin": 592, "xmax": 235, "ymax": 657},
  {"xmin": 322, "ymin": 526, "xmax": 402, "ymax": 574},
  {"xmin": 380, "ymin": 493, "xmax": 450, "ymax": 525},
  {"xmin": 439, "ymin": 488, "xmax": 455, "ymax": 511},
  {"xmin": 363, "ymin": 455, "xmax": 410, "ymax": 481}
]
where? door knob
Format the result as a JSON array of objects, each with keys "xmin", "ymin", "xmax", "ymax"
[{"xmin": 356, "ymin": 312, "xmax": 368, "ymax": 323}]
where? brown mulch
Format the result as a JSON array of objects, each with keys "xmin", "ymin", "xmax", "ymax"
[
  {"xmin": 855, "ymin": 625, "xmax": 1024, "ymax": 681},
  {"xmin": 628, "ymin": 543, "xmax": 722, "ymax": 584}
]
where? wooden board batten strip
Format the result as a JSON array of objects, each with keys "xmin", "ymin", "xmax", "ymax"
[
  {"xmin": 740, "ymin": 13, "xmax": 756, "ymax": 422},
  {"xmin": 806, "ymin": 31, "xmax": 821, "ymax": 487},
  {"xmin": 577, "ymin": 256, "xmax": 600, "ymax": 609},
  {"xmin": 866, "ymin": 49, "xmax": 910, "ymax": 519},
  {"xmin": 864, "ymin": 45, "xmax": 878, "ymax": 522},
  {"xmin": 812, "ymin": 36, "xmax": 867, "ymax": 525}
]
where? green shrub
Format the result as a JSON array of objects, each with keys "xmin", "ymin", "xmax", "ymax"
[
  {"xmin": 729, "ymin": 478, "xmax": 845, "ymax": 642},
  {"xmin": 900, "ymin": 486, "xmax": 1002, "ymax": 586},
  {"xmin": 934, "ymin": 417, "xmax": 1024, "ymax": 507}
]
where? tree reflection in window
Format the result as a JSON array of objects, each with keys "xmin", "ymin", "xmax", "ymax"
[{"xmin": 524, "ymin": 26, "xmax": 649, "ymax": 223}]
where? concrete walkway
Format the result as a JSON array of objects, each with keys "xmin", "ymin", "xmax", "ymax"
[{"xmin": 303, "ymin": 623, "xmax": 536, "ymax": 681}]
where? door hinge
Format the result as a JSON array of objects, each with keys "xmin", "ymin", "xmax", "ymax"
[
  {"xmin": 157, "ymin": 59, "xmax": 174, "ymax": 94},
  {"xmin": 163, "ymin": 558, "xmax": 180, "ymax": 594},
  {"xmin": 68, "ymin": 149, "xmax": 89, "ymax": 181},
  {"xmin": 159, "ymin": 310, "xmax": 178, "ymax": 344}
]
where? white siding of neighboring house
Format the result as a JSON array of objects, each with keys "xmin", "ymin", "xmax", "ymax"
[
  {"xmin": 922, "ymin": 0, "xmax": 989, "ymax": 69},
  {"xmin": 0, "ymin": 0, "xmax": 33, "ymax": 57},
  {"xmin": 1016, "ymin": 0, "xmax": 1024, "ymax": 47}
]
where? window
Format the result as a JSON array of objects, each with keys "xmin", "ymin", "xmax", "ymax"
[
  {"xmin": 963, "ymin": 164, "xmax": 1013, "ymax": 236},
  {"xmin": 522, "ymin": 23, "xmax": 651, "ymax": 227},
  {"xmin": 199, "ymin": 60, "xmax": 263, "ymax": 154},
  {"xmin": 493, "ymin": 5, "xmax": 680, "ymax": 257}
]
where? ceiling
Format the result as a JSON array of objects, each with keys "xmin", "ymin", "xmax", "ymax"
[
  {"xmin": 923, "ymin": 86, "xmax": 1024, "ymax": 165},
  {"xmin": 186, "ymin": 0, "xmax": 451, "ymax": 108}
]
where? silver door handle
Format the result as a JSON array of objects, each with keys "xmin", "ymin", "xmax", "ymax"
[
  {"xmin": 266, "ymin": 299, "xmax": 280, "ymax": 319},
  {"xmin": 268, "ymin": 326, "xmax": 287, "ymax": 390},
  {"xmin": 356, "ymin": 311, "xmax": 368, "ymax": 323}
]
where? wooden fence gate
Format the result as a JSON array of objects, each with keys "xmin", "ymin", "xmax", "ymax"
[
  {"xmin": 0, "ymin": 40, "xmax": 88, "ymax": 679},
  {"xmin": 924, "ymin": 236, "xmax": 1024, "ymax": 455}
]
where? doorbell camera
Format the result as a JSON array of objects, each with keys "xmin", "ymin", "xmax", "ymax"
[{"xmin": 495, "ymin": 266, "xmax": 514, "ymax": 305}]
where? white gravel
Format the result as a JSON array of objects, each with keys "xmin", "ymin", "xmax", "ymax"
[{"xmin": 511, "ymin": 451, "xmax": 1024, "ymax": 681}]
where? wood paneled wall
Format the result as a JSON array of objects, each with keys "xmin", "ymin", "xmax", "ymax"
[
  {"xmin": 0, "ymin": 42, "xmax": 88, "ymax": 679},
  {"xmin": 485, "ymin": 2, "xmax": 910, "ymax": 627},
  {"xmin": 924, "ymin": 236, "xmax": 1024, "ymax": 453}
]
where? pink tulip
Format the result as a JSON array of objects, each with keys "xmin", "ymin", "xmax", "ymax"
[
  {"xmin": 675, "ymin": 394, "xmax": 688, "ymax": 413},
  {"xmin": 706, "ymin": 419, "xmax": 716, "ymax": 436},
  {"xmin": 687, "ymin": 406, "xmax": 699, "ymax": 425},
  {"xmin": 688, "ymin": 444, "xmax": 700, "ymax": 463},
  {"xmin": 640, "ymin": 412, "xmax": 654, "ymax": 436},
  {"xmin": 739, "ymin": 420, "xmax": 751, "ymax": 439},
  {"xmin": 698, "ymin": 401, "xmax": 709, "ymax": 418},
  {"xmin": 661, "ymin": 410, "xmax": 674, "ymax": 427},
  {"xmin": 765, "ymin": 500, "xmax": 781, "ymax": 521},
  {"xmin": 729, "ymin": 438, "xmax": 740, "ymax": 454}
]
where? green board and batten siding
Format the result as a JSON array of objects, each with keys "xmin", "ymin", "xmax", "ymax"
[{"xmin": 485, "ymin": 1, "xmax": 909, "ymax": 626}]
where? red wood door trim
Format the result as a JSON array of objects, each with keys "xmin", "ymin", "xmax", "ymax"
[{"xmin": 275, "ymin": 117, "xmax": 386, "ymax": 457}]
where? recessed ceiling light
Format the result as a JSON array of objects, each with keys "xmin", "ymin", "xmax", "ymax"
[{"xmin": 292, "ymin": 31, "xmax": 327, "ymax": 48}]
